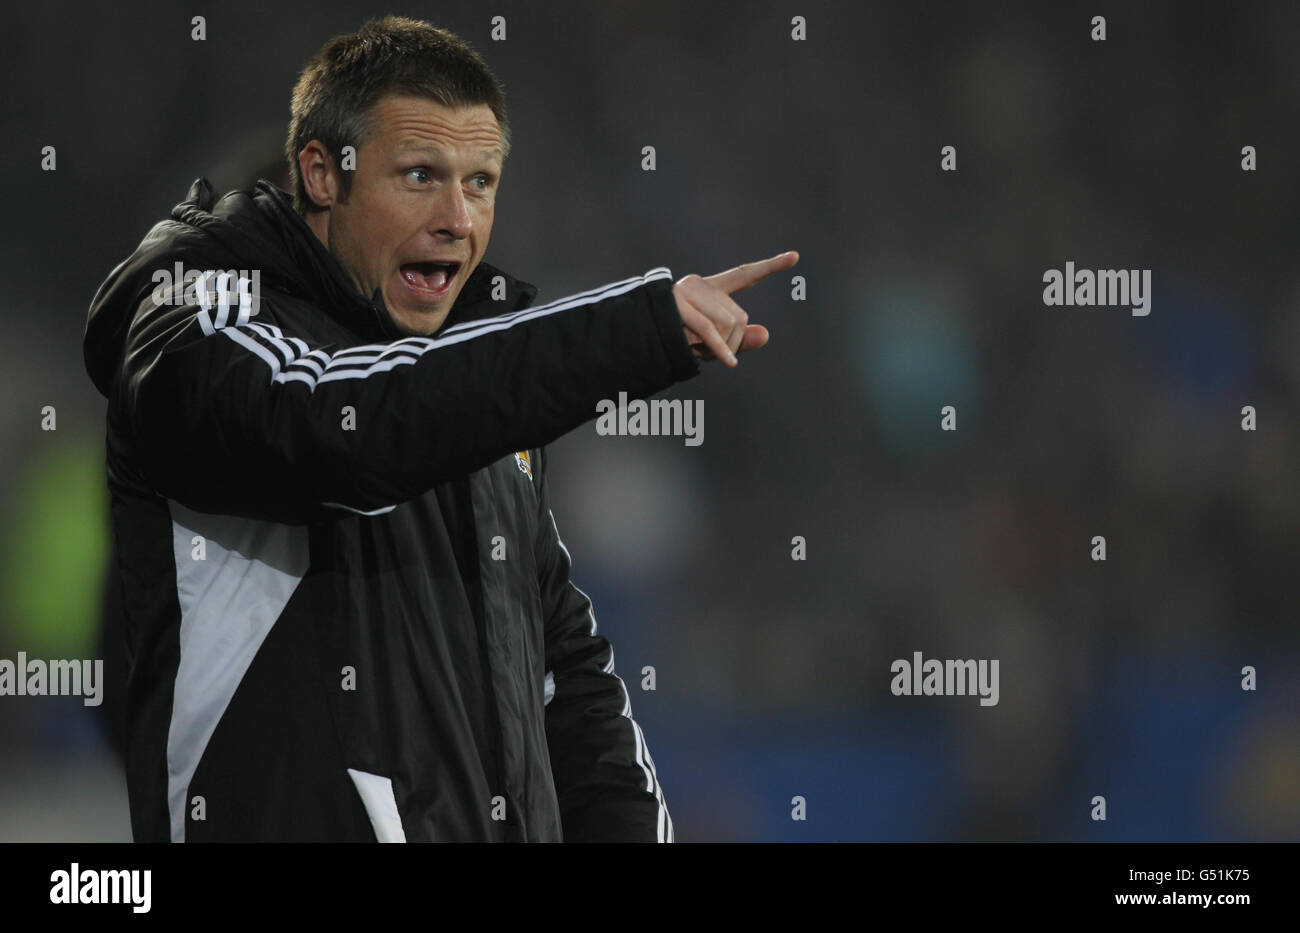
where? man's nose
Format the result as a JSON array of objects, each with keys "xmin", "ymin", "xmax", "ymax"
[{"xmin": 430, "ymin": 184, "xmax": 472, "ymax": 239}]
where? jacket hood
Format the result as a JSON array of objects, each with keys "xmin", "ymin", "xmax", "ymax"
[{"xmin": 84, "ymin": 177, "xmax": 539, "ymax": 398}]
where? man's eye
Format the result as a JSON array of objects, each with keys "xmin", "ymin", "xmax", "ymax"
[
  {"xmin": 472, "ymin": 175, "xmax": 490, "ymax": 190},
  {"xmin": 406, "ymin": 168, "xmax": 431, "ymax": 184}
]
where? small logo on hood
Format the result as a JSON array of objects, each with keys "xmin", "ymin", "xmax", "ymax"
[{"xmin": 150, "ymin": 263, "xmax": 261, "ymax": 322}]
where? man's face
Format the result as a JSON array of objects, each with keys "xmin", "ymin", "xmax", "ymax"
[{"xmin": 325, "ymin": 94, "xmax": 503, "ymax": 336}]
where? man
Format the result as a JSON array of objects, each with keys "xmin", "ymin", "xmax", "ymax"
[{"xmin": 84, "ymin": 15, "xmax": 796, "ymax": 842}]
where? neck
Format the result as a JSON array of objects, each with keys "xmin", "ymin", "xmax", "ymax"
[{"xmin": 304, "ymin": 207, "xmax": 330, "ymax": 249}]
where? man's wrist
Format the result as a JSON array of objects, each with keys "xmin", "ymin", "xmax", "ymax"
[{"xmin": 643, "ymin": 273, "xmax": 701, "ymax": 381}]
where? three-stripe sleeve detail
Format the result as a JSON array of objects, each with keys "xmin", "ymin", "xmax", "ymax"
[
  {"xmin": 205, "ymin": 268, "xmax": 673, "ymax": 391},
  {"xmin": 547, "ymin": 509, "xmax": 674, "ymax": 842}
]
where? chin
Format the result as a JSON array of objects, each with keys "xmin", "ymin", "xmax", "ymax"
[{"xmin": 390, "ymin": 307, "xmax": 450, "ymax": 338}]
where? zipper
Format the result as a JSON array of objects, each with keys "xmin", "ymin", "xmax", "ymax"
[{"xmin": 461, "ymin": 474, "xmax": 511, "ymax": 839}]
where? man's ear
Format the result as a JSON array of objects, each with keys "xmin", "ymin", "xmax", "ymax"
[{"xmin": 298, "ymin": 140, "xmax": 340, "ymax": 209}]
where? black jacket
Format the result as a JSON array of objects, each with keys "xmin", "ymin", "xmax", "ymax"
[{"xmin": 83, "ymin": 178, "xmax": 698, "ymax": 841}]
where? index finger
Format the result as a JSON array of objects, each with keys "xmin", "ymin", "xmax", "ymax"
[{"xmin": 704, "ymin": 251, "xmax": 800, "ymax": 295}]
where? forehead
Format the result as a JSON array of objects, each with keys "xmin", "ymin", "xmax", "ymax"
[{"xmin": 366, "ymin": 94, "xmax": 503, "ymax": 159}]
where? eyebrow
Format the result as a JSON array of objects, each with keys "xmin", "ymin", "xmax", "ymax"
[{"xmin": 397, "ymin": 141, "xmax": 503, "ymax": 163}]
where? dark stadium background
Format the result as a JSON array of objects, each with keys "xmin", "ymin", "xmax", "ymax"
[{"xmin": 0, "ymin": 0, "xmax": 1296, "ymax": 841}]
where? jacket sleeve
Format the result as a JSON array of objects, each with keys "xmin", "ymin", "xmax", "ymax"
[
  {"xmin": 533, "ymin": 445, "xmax": 674, "ymax": 843},
  {"xmin": 116, "ymin": 267, "xmax": 698, "ymax": 524}
]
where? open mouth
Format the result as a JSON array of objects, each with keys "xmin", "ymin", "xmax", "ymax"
[{"xmin": 399, "ymin": 260, "xmax": 461, "ymax": 298}]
